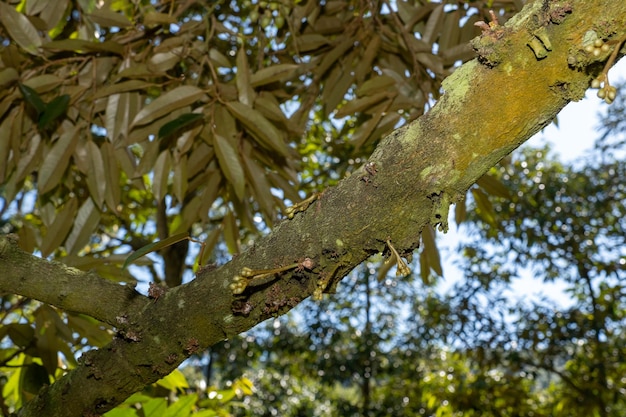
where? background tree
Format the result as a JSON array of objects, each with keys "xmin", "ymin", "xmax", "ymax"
[
  {"xmin": 201, "ymin": 143, "xmax": 625, "ymax": 417},
  {"xmin": 0, "ymin": 0, "xmax": 625, "ymax": 416}
]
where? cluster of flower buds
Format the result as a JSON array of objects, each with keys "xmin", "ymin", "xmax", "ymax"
[
  {"xmin": 584, "ymin": 38, "xmax": 611, "ymax": 57},
  {"xmin": 590, "ymin": 75, "xmax": 617, "ymax": 104}
]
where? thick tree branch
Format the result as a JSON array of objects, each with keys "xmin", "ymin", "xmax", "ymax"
[
  {"xmin": 0, "ymin": 235, "xmax": 148, "ymax": 326},
  {"xmin": 8, "ymin": 1, "xmax": 626, "ymax": 415}
]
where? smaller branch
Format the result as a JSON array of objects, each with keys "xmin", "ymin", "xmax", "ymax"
[{"xmin": 0, "ymin": 235, "xmax": 149, "ymax": 326}]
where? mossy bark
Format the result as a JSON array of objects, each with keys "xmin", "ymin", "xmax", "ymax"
[{"xmin": 2, "ymin": 1, "xmax": 625, "ymax": 415}]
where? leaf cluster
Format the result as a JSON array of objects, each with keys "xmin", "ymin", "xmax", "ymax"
[{"xmin": 0, "ymin": 0, "xmax": 517, "ymax": 286}]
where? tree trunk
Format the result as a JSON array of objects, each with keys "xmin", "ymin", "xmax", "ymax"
[{"xmin": 1, "ymin": 1, "xmax": 624, "ymax": 415}]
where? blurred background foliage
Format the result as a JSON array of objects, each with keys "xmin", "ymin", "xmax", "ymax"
[{"xmin": 0, "ymin": 0, "xmax": 625, "ymax": 416}]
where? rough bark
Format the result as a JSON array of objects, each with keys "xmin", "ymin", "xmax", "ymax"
[{"xmin": 0, "ymin": 1, "xmax": 624, "ymax": 415}]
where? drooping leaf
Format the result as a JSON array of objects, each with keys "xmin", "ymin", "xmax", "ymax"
[
  {"xmin": 65, "ymin": 197, "xmax": 101, "ymax": 255},
  {"xmin": 158, "ymin": 113, "xmax": 204, "ymax": 140},
  {"xmin": 141, "ymin": 397, "xmax": 168, "ymax": 417},
  {"xmin": 355, "ymin": 75, "xmax": 397, "ymax": 97},
  {"xmin": 222, "ymin": 211, "xmax": 240, "ymax": 254},
  {"xmin": 38, "ymin": 94, "xmax": 70, "ymax": 130},
  {"xmin": 40, "ymin": 0, "xmax": 69, "ymax": 38},
  {"xmin": 471, "ymin": 187, "xmax": 496, "ymax": 226},
  {"xmin": 455, "ymin": 194, "xmax": 467, "ymax": 226},
  {"xmin": 0, "ymin": 111, "xmax": 15, "ymax": 183},
  {"xmin": 131, "ymin": 86, "xmax": 207, "ymax": 127},
  {"xmin": 356, "ymin": 34, "xmax": 381, "ymax": 82},
  {"xmin": 6, "ymin": 324, "xmax": 35, "ymax": 348},
  {"xmin": 198, "ymin": 226, "xmax": 221, "ymax": 266},
  {"xmin": 0, "ymin": 67, "xmax": 19, "ymax": 87},
  {"xmin": 156, "ymin": 369, "xmax": 189, "ymax": 391},
  {"xmin": 84, "ymin": 141, "xmax": 106, "ymax": 208},
  {"xmin": 148, "ymin": 47, "xmax": 184, "ymax": 73},
  {"xmin": 316, "ymin": 37, "xmax": 354, "ymax": 77},
  {"xmin": 41, "ymin": 39, "xmax": 124, "ymax": 55},
  {"xmin": 19, "ymin": 363, "xmax": 49, "ymax": 397},
  {"xmin": 162, "ymin": 394, "xmax": 196, "ymax": 417},
  {"xmin": 101, "ymin": 142, "xmax": 121, "ymax": 212},
  {"xmin": 22, "ymin": 74, "xmax": 64, "ymax": 93},
  {"xmin": 0, "ymin": 2, "xmax": 42, "ymax": 55},
  {"xmin": 236, "ymin": 47, "xmax": 255, "ymax": 106},
  {"xmin": 241, "ymin": 152, "xmax": 275, "ymax": 221},
  {"xmin": 93, "ymin": 80, "xmax": 153, "ymax": 100},
  {"xmin": 26, "ymin": 0, "xmax": 49, "ymax": 15},
  {"xmin": 40, "ymin": 198, "xmax": 78, "ymax": 256},
  {"xmin": 123, "ymin": 232, "xmax": 190, "ymax": 269},
  {"xmin": 295, "ymin": 34, "xmax": 330, "ymax": 52},
  {"xmin": 143, "ymin": 11, "xmax": 178, "ymax": 26},
  {"xmin": 477, "ymin": 172, "xmax": 512, "ymax": 199},
  {"xmin": 18, "ymin": 83, "xmax": 46, "ymax": 116},
  {"xmin": 225, "ymin": 101, "xmax": 290, "ymax": 157},
  {"xmin": 421, "ymin": 224, "xmax": 442, "ymax": 277},
  {"xmin": 87, "ymin": 8, "xmax": 132, "ymax": 28},
  {"xmin": 38, "ymin": 124, "xmax": 80, "ymax": 194},
  {"xmin": 335, "ymin": 92, "xmax": 388, "ymax": 118},
  {"xmin": 422, "ymin": 4, "xmax": 445, "ymax": 45},
  {"xmin": 249, "ymin": 64, "xmax": 299, "ymax": 87},
  {"xmin": 214, "ymin": 134, "xmax": 245, "ymax": 201},
  {"xmin": 152, "ymin": 151, "xmax": 171, "ymax": 202},
  {"xmin": 172, "ymin": 155, "xmax": 188, "ymax": 204}
]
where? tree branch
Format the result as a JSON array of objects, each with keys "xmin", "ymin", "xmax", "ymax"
[
  {"xmin": 0, "ymin": 235, "xmax": 148, "ymax": 327},
  {"xmin": 8, "ymin": 1, "xmax": 626, "ymax": 415}
]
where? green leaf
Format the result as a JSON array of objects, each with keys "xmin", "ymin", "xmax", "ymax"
[
  {"xmin": 85, "ymin": 140, "xmax": 107, "ymax": 207},
  {"xmin": 335, "ymin": 92, "xmax": 388, "ymax": 118},
  {"xmin": 0, "ymin": 67, "xmax": 19, "ymax": 87},
  {"xmin": 172, "ymin": 155, "xmax": 188, "ymax": 204},
  {"xmin": 355, "ymin": 75, "xmax": 396, "ymax": 97},
  {"xmin": 152, "ymin": 151, "xmax": 171, "ymax": 202},
  {"xmin": 92, "ymin": 80, "xmax": 154, "ymax": 100},
  {"xmin": 19, "ymin": 363, "xmax": 50, "ymax": 397},
  {"xmin": 87, "ymin": 8, "xmax": 132, "ymax": 28},
  {"xmin": 123, "ymin": 232, "xmax": 189, "ymax": 269},
  {"xmin": 250, "ymin": 64, "xmax": 299, "ymax": 87},
  {"xmin": 38, "ymin": 94, "xmax": 70, "ymax": 130},
  {"xmin": 225, "ymin": 101, "xmax": 290, "ymax": 157},
  {"xmin": 18, "ymin": 83, "xmax": 46, "ymax": 116},
  {"xmin": 455, "ymin": 194, "xmax": 467, "ymax": 226},
  {"xmin": 65, "ymin": 197, "xmax": 101, "ymax": 255},
  {"xmin": 241, "ymin": 152, "xmax": 275, "ymax": 221},
  {"xmin": 156, "ymin": 369, "xmax": 190, "ymax": 391},
  {"xmin": 143, "ymin": 11, "xmax": 178, "ymax": 26},
  {"xmin": 0, "ymin": 2, "xmax": 42, "ymax": 55},
  {"xmin": 6, "ymin": 324, "xmax": 35, "ymax": 348},
  {"xmin": 236, "ymin": 47, "xmax": 254, "ymax": 106},
  {"xmin": 158, "ymin": 113, "xmax": 204, "ymax": 140},
  {"xmin": 471, "ymin": 188, "xmax": 496, "ymax": 226},
  {"xmin": 214, "ymin": 134, "xmax": 245, "ymax": 201},
  {"xmin": 131, "ymin": 86, "xmax": 207, "ymax": 127},
  {"xmin": 198, "ymin": 227, "xmax": 221, "ymax": 266},
  {"xmin": 222, "ymin": 211, "xmax": 240, "ymax": 254},
  {"xmin": 101, "ymin": 142, "xmax": 121, "ymax": 212},
  {"xmin": 163, "ymin": 394, "xmax": 197, "ymax": 417},
  {"xmin": 42, "ymin": 39, "xmax": 124, "ymax": 55},
  {"xmin": 38, "ymin": 124, "xmax": 80, "ymax": 194},
  {"xmin": 421, "ymin": 224, "xmax": 442, "ymax": 277},
  {"xmin": 40, "ymin": 198, "xmax": 78, "ymax": 257},
  {"xmin": 477, "ymin": 172, "xmax": 511, "ymax": 199},
  {"xmin": 141, "ymin": 397, "xmax": 168, "ymax": 417}
]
